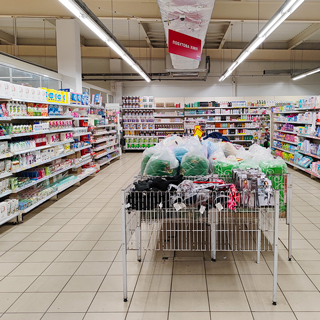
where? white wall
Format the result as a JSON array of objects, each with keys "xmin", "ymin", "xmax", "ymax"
[{"xmin": 122, "ymin": 59, "xmax": 320, "ymax": 98}]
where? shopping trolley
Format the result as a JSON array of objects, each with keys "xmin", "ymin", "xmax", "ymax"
[{"xmin": 121, "ymin": 180, "xmax": 281, "ymax": 305}]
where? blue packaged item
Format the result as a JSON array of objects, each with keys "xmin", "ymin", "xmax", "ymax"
[
  {"xmin": 294, "ymin": 152, "xmax": 303, "ymax": 165},
  {"xmin": 317, "ymin": 145, "xmax": 320, "ymax": 157},
  {"xmin": 298, "ymin": 156, "xmax": 313, "ymax": 168},
  {"xmin": 202, "ymin": 140, "xmax": 217, "ymax": 158},
  {"xmin": 173, "ymin": 146, "xmax": 189, "ymax": 163}
]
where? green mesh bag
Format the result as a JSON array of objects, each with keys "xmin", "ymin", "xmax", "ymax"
[{"xmin": 180, "ymin": 151, "xmax": 209, "ymax": 176}]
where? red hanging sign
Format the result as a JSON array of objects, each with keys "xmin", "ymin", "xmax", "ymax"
[{"xmin": 168, "ymin": 29, "xmax": 201, "ymax": 61}]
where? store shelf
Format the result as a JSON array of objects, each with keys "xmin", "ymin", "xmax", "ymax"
[
  {"xmin": 274, "ymin": 129, "xmax": 297, "ymax": 134},
  {"xmin": 155, "ymin": 122, "xmax": 184, "ymax": 124},
  {"xmin": 207, "ymin": 120, "xmax": 254, "ymax": 123},
  {"xmin": 93, "ymin": 144, "xmax": 108, "ymax": 152},
  {"xmin": 0, "ymin": 117, "xmax": 12, "ymax": 121},
  {"xmin": 296, "ymin": 150, "xmax": 320, "ymax": 160},
  {"xmin": 0, "ymin": 172, "xmax": 12, "ymax": 179},
  {"xmin": 185, "ymin": 114, "xmax": 209, "ymax": 117},
  {"xmin": 124, "ymin": 135, "xmax": 156, "ymax": 138},
  {"xmin": 0, "ymin": 136, "xmax": 10, "ymax": 140},
  {"xmin": 11, "ymin": 116, "xmax": 48, "ymax": 120},
  {"xmin": 77, "ymin": 168, "xmax": 96, "ymax": 181},
  {"xmin": 230, "ymin": 140, "xmax": 253, "ymax": 143},
  {"xmin": 73, "ymin": 117, "xmax": 89, "ymax": 121},
  {"xmin": 50, "ymin": 140, "xmax": 74, "ymax": 147},
  {"xmin": 274, "ymin": 138, "xmax": 299, "ymax": 145},
  {"xmin": 21, "ymin": 191, "xmax": 58, "ymax": 213},
  {"xmin": 93, "ymin": 131, "xmax": 109, "ymax": 136},
  {"xmin": 284, "ymin": 160, "xmax": 311, "ymax": 173},
  {"xmin": 12, "ymin": 151, "xmax": 75, "ymax": 173},
  {"xmin": 273, "ymin": 147, "xmax": 295, "ymax": 154},
  {"xmin": 73, "ymin": 144, "xmax": 91, "ymax": 152},
  {"xmin": 154, "ymin": 115, "xmax": 184, "ymax": 118},
  {"xmin": 98, "ymin": 154, "xmax": 120, "ymax": 166},
  {"xmin": 274, "ymin": 121, "xmax": 312, "ymax": 124},
  {"xmin": 13, "ymin": 144, "xmax": 52, "ymax": 155},
  {"xmin": 155, "ymin": 129, "xmax": 184, "ymax": 131},
  {"xmin": 73, "ymin": 132, "xmax": 91, "ymax": 137},
  {"xmin": 125, "ymin": 147, "xmax": 147, "ymax": 150},
  {"xmin": 105, "ymin": 124, "xmax": 117, "ymax": 127},
  {"xmin": 12, "ymin": 165, "xmax": 75, "ymax": 193},
  {"xmin": 74, "ymin": 158, "xmax": 92, "ymax": 168},
  {"xmin": 49, "ymin": 115, "xmax": 74, "ymax": 119},
  {"xmin": 155, "ymin": 107, "xmax": 184, "ymax": 109},
  {"xmin": 297, "ymin": 134, "xmax": 320, "ymax": 140},
  {"xmin": 0, "ymin": 211, "xmax": 20, "ymax": 225},
  {"xmin": 90, "ymin": 105, "xmax": 104, "ymax": 109},
  {"xmin": 205, "ymin": 127, "xmax": 261, "ymax": 130},
  {"xmin": 92, "ymin": 136, "xmax": 117, "ymax": 144},
  {"xmin": 122, "ymin": 107, "xmax": 155, "ymax": 110},
  {"xmin": 0, "ymin": 190, "xmax": 12, "ymax": 199},
  {"xmin": 11, "ymin": 128, "xmax": 73, "ymax": 138}
]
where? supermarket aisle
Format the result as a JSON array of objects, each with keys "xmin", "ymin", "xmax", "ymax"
[{"xmin": 0, "ymin": 154, "xmax": 319, "ymax": 320}]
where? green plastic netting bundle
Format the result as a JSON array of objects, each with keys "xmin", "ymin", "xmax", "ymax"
[{"xmin": 180, "ymin": 151, "xmax": 209, "ymax": 176}]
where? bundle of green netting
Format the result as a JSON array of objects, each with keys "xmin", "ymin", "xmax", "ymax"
[
  {"xmin": 180, "ymin": 151, "xmax": 209, "ymax": 176},
  {"xmin": 141, "ymin": 146, "xmax": 157, "ymax": 175},
  {"xmin": 144, "ymin": 149, "xmax": 179, "ymax": 176},
  {"xmin": 213, "ymin": 159, "xmax": 240, "ymax": 177}
]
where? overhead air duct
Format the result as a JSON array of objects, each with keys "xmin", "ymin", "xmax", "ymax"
[{"xmin": 157, "ymin": 0, "xmax": 216, "ymax": 70}]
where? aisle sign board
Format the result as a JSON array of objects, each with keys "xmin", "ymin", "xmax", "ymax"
[{"xmin": 168, "ymin": 29, "xmax": 201, "ymax": 61}]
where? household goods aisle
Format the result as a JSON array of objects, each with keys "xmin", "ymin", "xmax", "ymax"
[{"xmin": 0, "ymin": 153, "xmax": 317, "ymax": 320}]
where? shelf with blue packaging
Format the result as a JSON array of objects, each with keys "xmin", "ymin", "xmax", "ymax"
[
  {"xmin": 296, "ymin": 150, "xmax": 320, "ymax": 160},
  {"xmin": 283, "ymin": 160, "xmax": 311, "ymax": 174},
  {"xmin": 273, "ymin": 138, "xmax": 299, "ymax": 145},
  {"xmin": 273, "ymin": 146, "xmax": 295, "ymax": 155},
  {"xmin": 11, "ymin": 164, "xmax": 75, "ymax": 193},
  {"xmin": 72, "ymin": 144, "xmax": 91, "ymax": 152}
]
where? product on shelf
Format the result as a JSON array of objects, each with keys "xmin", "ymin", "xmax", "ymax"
[{"xmin": 0, "ymin": 199, "xmax": 19, "ymax": 221}]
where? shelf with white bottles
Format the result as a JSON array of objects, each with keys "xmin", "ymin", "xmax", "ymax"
[{"xmin": 12, "ymin": 151, "xmax": 75, "ymax": 173}]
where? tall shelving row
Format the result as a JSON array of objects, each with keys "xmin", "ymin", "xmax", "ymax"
[
  {"xmin": 271, "ymin": 96, "xmax": 320, "ymax": 179},
  {"xmin": 122, "ymin": 96, "xmax": 271, "ymax": 150},
  {"xmin": 0, "ymin": 86, "xmax": 123, "ymax": 225}
]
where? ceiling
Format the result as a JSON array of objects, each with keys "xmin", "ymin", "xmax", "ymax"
[{"xmin": 0, "ymin": 0, "xmax": 320, "ymax": 64}]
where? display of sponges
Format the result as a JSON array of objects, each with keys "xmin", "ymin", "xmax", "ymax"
[
  {"xmin": 213, "ymin": 160, "xmax": 240, "ymax": 177},
  {"xmin": 180, "ymin": 151, "xmax": 209, "ymax": 176},
  {"xmin": 145, "ymin": 149, "xmax": 179, "ymax": 176}
]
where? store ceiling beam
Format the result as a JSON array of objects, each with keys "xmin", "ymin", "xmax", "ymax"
[
  {"xmin": 0, "ymin": 29, "xmax": 14, "ymax": 44},
  {"xmin": 219, "ymin": 22, "xmax": 231, "ymax": 49},
  {"xmin": 3, "ymin": 45, "xmax": 320, "ymax": 62},
  {"xmin": 1, "ymin": 1, "xmax": 320, "ymax": 23},
  {"xmin": 140, "ymin": 22, "xmax": 153, "ymax": 48},
  {"xmin": 287, "ymin": 23, "xmax": 320, "ymax": 50}
]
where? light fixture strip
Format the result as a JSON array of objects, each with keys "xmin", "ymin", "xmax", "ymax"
[
  {"xmin": 292, "ymin": 67, "xmax": 320, "ymax": 81},
  {"xmin": 219, "ymin": 0, "xmax": 305, "ymax": 82},
  {"xmin": 58, "ymin": 0, "xmax": 151, "ymax": 82}
]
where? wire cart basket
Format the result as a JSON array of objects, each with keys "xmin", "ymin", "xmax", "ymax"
[{"xmin": 121, "ymin": 174, "xmax": 286, "ymax": 305}]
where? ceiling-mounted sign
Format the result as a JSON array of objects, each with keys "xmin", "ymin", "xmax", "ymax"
[{"xmin": 168, "ymin": 29, "xmax": 201, "ymax": 61}]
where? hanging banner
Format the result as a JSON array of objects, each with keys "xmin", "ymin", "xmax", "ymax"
[{"xmin": 168, "ymin": 29, "xmax": 201, "ymax": 61}]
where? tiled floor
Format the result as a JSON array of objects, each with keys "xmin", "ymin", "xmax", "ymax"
[{"xmin": 0, "ymin": 153, "xmax": 319, "ymax": 319}]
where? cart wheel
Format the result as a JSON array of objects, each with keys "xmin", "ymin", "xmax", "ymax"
[
  {"xmin": 288, "ymin": 258, "xmax": 292, "ymax": 261},
  {"xmin": 138, "ymin": 259, "xmax": 141, "ymax": 262},
  {"xmin": 211, "ymin": 258, "xmax": 216, "ymax": 262},
  {"xmin": 124, "ymin": 298, "xmax": 128, "ymax": 302},
  {"xmin": 272, "ymin": 301, "xmax": 277, "ymax": 306}
]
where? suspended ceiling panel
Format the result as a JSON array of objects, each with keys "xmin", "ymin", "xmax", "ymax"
[{"xmin": 226, "ymin": 21, "xmax": 314, "ymax": 43}]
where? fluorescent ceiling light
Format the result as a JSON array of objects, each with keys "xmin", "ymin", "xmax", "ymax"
[
  {"xmin": 292, "ymin": 67, "xmax": 320, "ymax": 81},
  {"xmin": 58, "ymin": 0, "xmax": 151, "ymax": 82},
  {"xmin": 219, "ymin": 0, "xmax": 305, "ymax": 82}
]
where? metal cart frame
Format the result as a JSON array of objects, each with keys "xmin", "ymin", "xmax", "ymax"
[{"xmin": 121, "ymin": 183, "xmax": 281, "ymax": 305}]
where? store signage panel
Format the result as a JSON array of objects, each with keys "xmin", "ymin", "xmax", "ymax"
[{"xmin": 168, "ymin": 29, "xmax": 201, "ymax": 61}]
